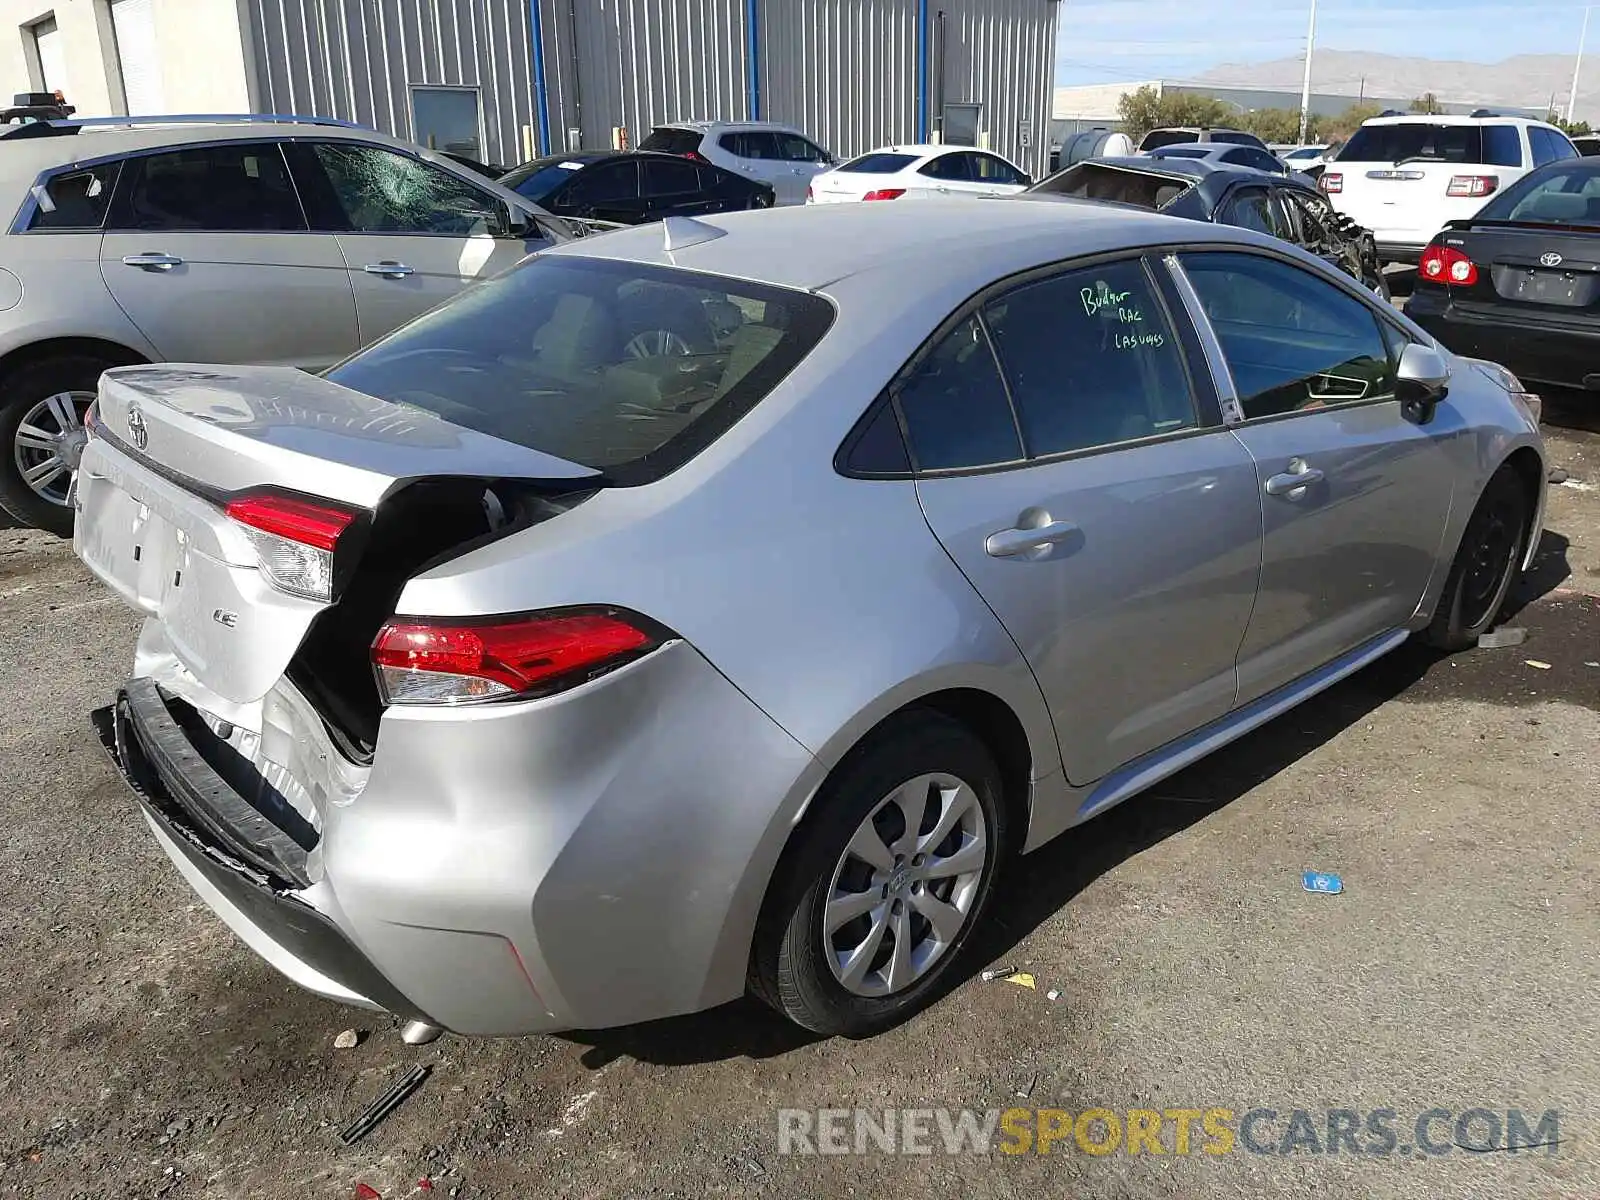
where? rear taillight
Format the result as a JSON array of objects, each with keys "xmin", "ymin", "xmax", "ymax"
[
  {"xmin": 372, "ymin": 609, "xmax": 664, "ymax": 706},
  {"xmin": 1419, "ymin": 243, "xmax": 1480, "ymax": 287},
  {"xmin": 685, "ymin": 150, "xmax": 708, "ymax": 164},
  {"xmin": 862, "ymin": 188, "xmax": 906, "ymax": 201},
  {"xmin": 1446, "ymin": 174, "xmax": 1499, "ymax": 198},
  {"xmin": 225, "ymin": 490, "xmax": 360, "ymax": 602},
  {"xmin": 83, "ymin": 400, "xmax": 99, "ymax": 438},
  {"xmin": 1319, "ymin": 172, "xmax": 1342, "ymax": 194},
  {"xmin": 805, "ymin": 183, "xmax": 814, "ymax": 201}
]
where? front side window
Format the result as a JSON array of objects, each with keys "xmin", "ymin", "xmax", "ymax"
[
  {"xmin": 776, "ymin": 133, "xmax": 830, "ymax": 163},
  {"xmin": 1282, "ymin": 189, "xmax": 1333, "ymax": 243},
  {"xmin": 312, "ymin": 143, "xmax": 500, "ymax": 235},
  {"xmin": 327, "ymin": 257, "xmax": 834, "ymax": 483},
  {"xmin": 28, "ymin": 162, "xmax": 119, "ymax": 230},
  {"xmin": 109, "ymin": 143, "xmax": 304, "ymax": 231},
  {"xmin": 1180, "ymin": 252, "xmax": 1395, "ymax": 419},
  {"xmin": 973, "ymin": 153, "xmax": 1026, "ymax": 184},
  {"xmin": 983, "ymin": 258, "xmax": 1197, "ymax": 457},
  {"xmin": 893, "ymin": 316, "xmax": 1022, "ymax": 470},
  {"xmin": 1223, "ymin": 187, "xmax": 1291, "ymax": 240}
]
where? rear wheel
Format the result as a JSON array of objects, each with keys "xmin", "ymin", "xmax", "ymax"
[
  {"xmin": 1426, "ymin": 465, "xmax": 1530, "ymax": 650},
  {"xmin": 0, "ymin": 353, "xmax": 116, "ymax": 536},
  {"xmin": 750, "ymin": 712, "xmax": 1007, "ymax": 1036}
]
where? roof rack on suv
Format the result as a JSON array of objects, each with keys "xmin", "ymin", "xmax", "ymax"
[{"xmin": 0, "ymin": 112, "xmax": 367, "ymax": 141}]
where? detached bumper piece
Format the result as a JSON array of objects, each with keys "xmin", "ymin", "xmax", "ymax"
[{"xmin": 92, "ymin": 679, "xmax": 435, "ymax": 1023}]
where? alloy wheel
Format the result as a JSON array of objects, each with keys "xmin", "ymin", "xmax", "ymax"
[
  {"xmin": 12, "ymin": 391, "xmax": 94, "ymax": 507},
  {"xmin": 823, "ymin": 772, "xmax": 988, "ymax": 997}
]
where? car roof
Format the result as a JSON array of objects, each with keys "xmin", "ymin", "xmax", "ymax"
[
  {"xmin": 655, "ymin": 120, "xmax": 806, "ymax": 135},
  {"xmin": 0, "ymin": 119, "xmax": 425, "ymax": 186},
  {"xmin": 1150, "ymin": 143, "xmax": 1237, "ymax": 156},
  {"xmin": 1360, "ymin": 114, "xmax": 1550, "ymax": 127},
  {"xmin": 1073, "ymin": 156, "xmax": 1308, "ymax": 209},
  {"xmin": 543, "ymin": 195, "xmax": 1268, "ymax": 294}
]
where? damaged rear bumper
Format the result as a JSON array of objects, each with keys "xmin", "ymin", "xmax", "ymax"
[{"xmin": 94, "ymin": 681, "xmax": 437, "ymax": 1024}]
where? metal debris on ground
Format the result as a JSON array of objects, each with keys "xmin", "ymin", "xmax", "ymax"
[
  {"xmin": 1525, "ymin": 660, "xmax": 1554, "ymax": 670},
  {"xmin": 1475, "ymin": 627, "xmax": 1527, "ymax": 649},
  {"xmin": 980, "ymin": 966, "xmax": 1017, "ymax": 982},
  {"xmin": 340, "ymin": 1064, "xmax": 433, "ymax": 1145},
  {"xmin": 1016, "ymin": 1073, "xmax": 1038, "ymax": 1099},
  {"xmin": 334, "ymin": 1029, "xmax": 362, "ymax": 1050},
  {"xmin": 1046, "ymin": 989, "xmax": 1062, "ymax": 1002},
  {"xmin": 1302, "ymin": 871, "xmax": 1343, "ymax": 895}
]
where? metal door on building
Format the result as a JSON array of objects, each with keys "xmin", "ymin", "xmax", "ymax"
[
  {"xmin": 31, "ymin": 18, "xmax": 68, "ymax": 98},
  {"xmin": 941, "ymin": 103, "xmax": 982, "ymax": 147}
]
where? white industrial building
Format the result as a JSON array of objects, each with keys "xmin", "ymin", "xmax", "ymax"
[{"xmin": 3, "ymin": 0, "xmax": 1061, "ymax": 175}]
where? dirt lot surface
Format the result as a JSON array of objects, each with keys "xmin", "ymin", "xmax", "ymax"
[{"xmin": 1, "ymin": 421, "xmax": 1597, "ymax": 1200}]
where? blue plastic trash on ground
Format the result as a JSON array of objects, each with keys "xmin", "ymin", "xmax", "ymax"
[{"xmin": 1302, "ymin": 871, "xmax": 1343, "ymax": 895}]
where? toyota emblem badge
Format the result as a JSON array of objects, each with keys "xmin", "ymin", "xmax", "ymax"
[
  {"xmin": 1540, "ymin": 251, "xmax": 1564, "ymax": 268},
  {"xmin": 126, "ymin": 404, "xmax": 148, "ymax": 451}
]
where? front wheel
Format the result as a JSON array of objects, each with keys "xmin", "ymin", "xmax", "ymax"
[
  {"xmin": 750, "ymin": 712, "xmax": 1007, "ymax": 1036},
  {"xmin": 0, "ymin": 353, "xmax": 116, "ymax": 536},
  {"xmin": 1426, "ymin": 465, "xmax": 1530, "ymax": 650}
]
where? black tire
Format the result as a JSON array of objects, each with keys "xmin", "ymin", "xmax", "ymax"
[
  {"xmin": 1426, "ymin": 465, "xmax": 1530, "ymax": 651},
  {"xmin": 0, "ymin": 353, "xmax": 117, "ymax": 537},
  {"xmin": 750, "ymin": 711, "xmax": 1008, "ymax": 1037}
]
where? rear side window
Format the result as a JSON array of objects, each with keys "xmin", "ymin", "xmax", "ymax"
[
  {"xmin": 639, "ymin": 128, "xmax": 704, "ymax": 157},
  {"xmin": 565, "ymin": 160, "xmax": 640, "ymax": 205},
  {"xmin": 326, "ymin": 257, "xmax": 835, "ymax": 484},
  {"xmin": 108, "ymin": 143, "xmax": 305, "ymax": 231},
  {"xmin": 1339, "ymin": 122, "xmax": 1520, "ymax": 167},
  {"xmin": 838, "ymin": 153, "xmax": 917, "ymax": 174},
  {"xmin": 894, "ymin": 316, "xmax": 1022, "ymax": 470},
  {"xmin": 973, "ymin": 154, "xmax": 1026, "ymax": 184},
  {"xmin": 983, "ymin": 259, "xmax": 1197, "ymax": 457},
  {"xmin": 27, "ymin": 162, "xmax": 119, "ymax": 230},
  {"xmin": 642, "ymin": 158, "xmax": 701, "ymax": 196},
  {"xmin": 920, "ymin": 153, "xmax": 970, "ymax": 181}
]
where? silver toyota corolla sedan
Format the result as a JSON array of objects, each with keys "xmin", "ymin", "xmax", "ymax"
[{"xmin": 76, "ymin": 199, "xmax": 1545, "ymax": 1038}]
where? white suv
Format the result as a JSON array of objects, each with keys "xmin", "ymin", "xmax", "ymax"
[
  {"xmin": 0, "ymin": 115, "xmax": 563, "ymax": 534},
  {"xmin": 639, "ymin": 121, "xmax": 836, "ymax": 206},
  {"xmin": 1321, "ymin": 113, "xmax": 1580, "ymax": 264}
]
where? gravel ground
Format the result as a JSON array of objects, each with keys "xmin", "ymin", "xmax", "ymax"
[{"xmin": 0, "ymin": 423, "xmax": 1596, "ymax": 1200}]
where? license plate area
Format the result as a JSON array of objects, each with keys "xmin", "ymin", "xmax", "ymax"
[{"xmin": 1498, "ymin": 267, "xmax": 1595, "ymax": 308}]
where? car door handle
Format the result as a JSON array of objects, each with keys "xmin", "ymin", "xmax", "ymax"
[
  {"xmin": 985, "ymin": 520, "xmax": 1079, "ymax": 558},
  {"xmin": 1264, "ymin": 463, "xmax": 1326, "ymax": 496},
  {"xmin": 363, "ymin": 261, "xmax": 415, "ymax": 278},
  {"xmin": 122, "ymin": 253, "xmax": 182, "ymax": 271}
]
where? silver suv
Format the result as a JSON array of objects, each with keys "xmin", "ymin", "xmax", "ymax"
[{"xmin": 0, "ymin": 115, "xmax": 564, "ymax": 534}]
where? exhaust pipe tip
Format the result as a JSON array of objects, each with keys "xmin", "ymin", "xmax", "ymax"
[{"xmin": 400, "ymin": 1020, "xmax": 443, "ymax": 1046}]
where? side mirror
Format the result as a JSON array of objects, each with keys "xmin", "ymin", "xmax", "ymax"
[{"xmin": 1396, "ymin": 342, "xmax": 1450, "ymax": 422}]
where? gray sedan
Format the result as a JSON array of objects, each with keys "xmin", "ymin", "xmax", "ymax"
[{"xmin": 76, "ymin": 198, "xmax": 1545, "ymax": 1038}]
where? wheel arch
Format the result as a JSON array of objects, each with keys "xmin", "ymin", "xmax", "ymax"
[
  {"xmin": 1501, "ymin": 444, "xmax": 1546, "ymax": 569},
  {"xmin": 0, "ymin": 337, "xmax": 149, "ymax": 393}
]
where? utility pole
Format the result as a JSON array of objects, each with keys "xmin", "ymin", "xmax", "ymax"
[
  {"xmin": 1298, "ymin": 0, "xmax": 1318, "ymax": 144},
  {"xmin": 1569, "ymin": 5, "xmax": 1593, "ymax": 125}
]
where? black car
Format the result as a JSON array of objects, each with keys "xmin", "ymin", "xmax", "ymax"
[
  {"xmin": 498, "ymin": 150, "xmax": 774, "ymax": 225},
  {"xmin": 1407, "ymin": 157, "xmax": 1600, "ymax": 391},
  {"xmin": 1026, "ymin": 156, "xmax": 1388, "ymax": 296}
]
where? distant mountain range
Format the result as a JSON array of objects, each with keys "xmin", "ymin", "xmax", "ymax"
[{"xmin": 1198, "ymin": 50, "xmax": 1596, "ymax": 121}]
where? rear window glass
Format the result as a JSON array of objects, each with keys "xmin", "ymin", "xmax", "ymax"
[
  {"xmin": 838, "ymin": 153, "xmax": 918, "ymax": 174},
  {"xmin": 28, "ymin": 162, "xmax": 119, "ymax": 230},
  {"xmin": 1152, "ymin": 147, "xmax": 1209, "ymax": 160},
  {"xmin": 1029, "ymin": 162, "xmax": 1195, "ymax": 210},
  {"xmin": 1478, "ymin": 163, "xmax": 1600, "ymax": 225},
  {"xmin": 639, "ymin": 128, "xmax": 703, "ymax": 156},
  {"xmin": 1338, "ymin": 122, "xmax": 1521, "ymax": 167},
  {"xmin": 325, "ymin": 257, "xmax": 835, "ymax": 485}
]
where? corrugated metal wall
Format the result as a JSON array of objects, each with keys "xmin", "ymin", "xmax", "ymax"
[
  {"xmin": 244, "ymin": 0, "xmax": 1060, "ymax": 176},
  {"xmin": 246, "ymin": 0, "xmax": 539, "ymax": 166}
]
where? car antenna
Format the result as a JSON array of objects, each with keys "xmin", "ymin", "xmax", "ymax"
[{"xmin": 662, "ymin": 215, "xmax": 727, "ymax": 251}]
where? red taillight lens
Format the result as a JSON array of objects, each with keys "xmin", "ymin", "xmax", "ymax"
[
  {"xmin": 83, "ymin": 400, "xmax": 99, "ymax": 438},
  {"xmin": 805, "ymin": 183, "xmax": 814, "ymax": 201},
  {"xmin": 1319, "ymin": 172, "xmax": 1342, "ymax": 194},
  {"xmin": 224, "ymin": 490, "xmax": 361, "ymax": 601},
  {"xmin": 1419, "ymin": 243, "xmax": 1479, "ymax": 287},
  {"xmin": 371, "ymin": 610, "xmax": 663, "ymax": 706},
  {"xmin": 1447, "ymin": 174, "xmax": 1499, "ymax": 198},
  {"xmin": 862, "ymin": 188, "xmax": 906, "ymax": 201},
  {"xmin": 685, "ymin": 150, "xmax": 708, "ymax": 164}
]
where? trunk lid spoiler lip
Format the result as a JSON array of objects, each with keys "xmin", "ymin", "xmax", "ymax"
[{"xmin": 95, "ymin": 365, "xmax": 604, "ymax": 511}]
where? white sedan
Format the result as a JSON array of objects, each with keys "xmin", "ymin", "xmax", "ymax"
[{"xmin": 807, "ymin": 144, "xmax": 1032, "ymax": 204}]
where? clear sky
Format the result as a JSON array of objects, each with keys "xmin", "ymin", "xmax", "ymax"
[{"xmin": 1055, "ymin": 0, "xmax": 1593, "ymax": 88}]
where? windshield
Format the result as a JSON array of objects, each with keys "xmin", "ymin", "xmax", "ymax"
[
  {"xmin": 837, "ymin": 153, "xmax": 917, "ymax": 174},
  {"xmin": 499, "ymin": 157, "xmax": 592, "ymax": 203},
  {"xmin": 326, "ymin": 257, "xmax": 835, "ymax": 485},
  {"xmin": 1339, "ymin": 122, "xmax": 1521, "ymax": 166},
  {"xmin": 1477, "ymin": 162, "xmax": 1600, "ymax": 225}
]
